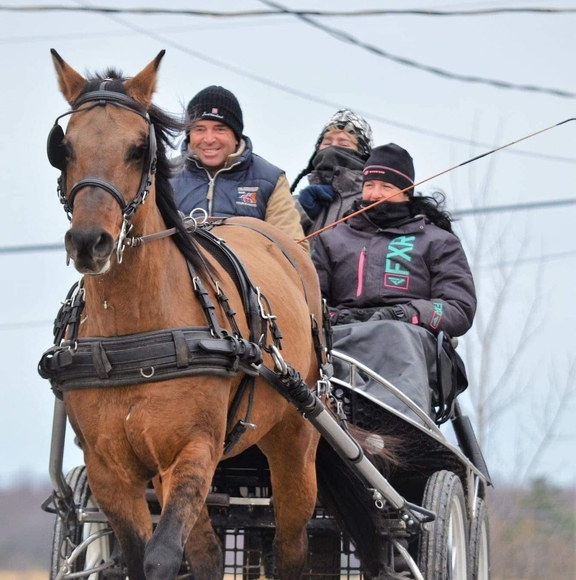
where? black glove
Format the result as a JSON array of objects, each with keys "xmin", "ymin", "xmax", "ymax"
[
  {"xmin": 329, "ymin": 307, "xmax": 379, "ymax": 325},
  {"xmin": 368, "ymin": 304, "xmax": 413, "ymax": 322},
  {"xmin": 298, "ymin": 184, "xmax": 336, "ymax": 219}
]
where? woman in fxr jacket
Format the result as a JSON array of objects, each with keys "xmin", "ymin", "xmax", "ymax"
[{"xmin": 311, "ymin": 143, "xmax": 476, "ymax": 421}]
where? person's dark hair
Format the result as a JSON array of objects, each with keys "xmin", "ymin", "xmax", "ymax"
[{"xmin": 410, "ymin": 191, "xmax": 453, "ymax": 233}]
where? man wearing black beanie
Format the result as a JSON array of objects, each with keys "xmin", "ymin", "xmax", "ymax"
[{"xmin": 171, "ymin": 85, "xmax": 306, "ymax": 249}]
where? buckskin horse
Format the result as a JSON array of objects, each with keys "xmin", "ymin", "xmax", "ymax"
[
  {"xmin": 38, "ymin": 48, "xmax": 334, "ymax": 580},
  {"xmin": 40, "ymin": 50, "xmax": 398, "ymax": 580}
]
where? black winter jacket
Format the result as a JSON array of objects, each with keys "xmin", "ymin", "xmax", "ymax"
[{"xmin": 312, "ymin": 212, "xmax": 476, "ymax": 337}]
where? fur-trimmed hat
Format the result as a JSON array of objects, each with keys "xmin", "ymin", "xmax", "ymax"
[
  {"xmin": 186, "ymin": 85, "xmax": 243, "ymax": 140},
  {"xmin": 363, "ymin": 143, "xmax": 415, "ymax": 191}
]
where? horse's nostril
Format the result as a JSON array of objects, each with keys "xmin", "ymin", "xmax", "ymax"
[{"xmin": 93, "ymin": 232, "xmax": 114, "ymax": 257}]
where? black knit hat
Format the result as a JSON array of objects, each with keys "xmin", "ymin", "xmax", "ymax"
[
  {"xmin": 186, "ymin": 85, "xmax": 244, "ymax": 141},
  {"xmin": 363, "ymin": 143, "xmax": 415, "ymax": 191}
]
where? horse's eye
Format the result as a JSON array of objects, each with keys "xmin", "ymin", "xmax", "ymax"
[
  {"xmin": 127, "ymin": 144, "xmax": 147, "ymax": 163},
  {"xmin": 65, "ymin": 143, "xmax": 75, "ymax": 162}
]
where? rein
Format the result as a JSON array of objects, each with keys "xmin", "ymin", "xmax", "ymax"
[{"xmin": 297, "ymin": 117, "xmax": 576, "ymax": 245}]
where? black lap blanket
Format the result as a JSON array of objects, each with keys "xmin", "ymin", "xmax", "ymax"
[{"xmin": 331, "ymin": 320, "xmax": 452, "ymax": 424}]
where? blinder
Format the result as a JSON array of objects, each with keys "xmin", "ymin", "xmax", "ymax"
[{"xmin": 47, "ymin": 123, "xmax": 66, "ymax": 171}]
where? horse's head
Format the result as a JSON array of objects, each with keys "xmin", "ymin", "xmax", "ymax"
[{"xmin": 49, "ymin": 50, "xmax": 165, "ymax": 275}]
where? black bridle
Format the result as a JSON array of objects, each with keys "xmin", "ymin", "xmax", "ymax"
[{"xmin": 47, "ymin": 86, "xmax": 158, "ymax": 261}]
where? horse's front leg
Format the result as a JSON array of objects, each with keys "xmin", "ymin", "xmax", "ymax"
[
  {"xmin": 144, "ymin": 438, "xmax": 221, "ymax": 580},
  {"xmin": 183, "ymin": 504, "xmax": 224, "ymax": 579},
  {"xmin": 152, "ymin": 477, "xmax": 224, "ymax": 580},
  {"xmin": 259, "ymin": 416, "xmax": 320, "ymax": 580},
  {"xmin": 85, "ymin": 454, "xmax": 152, "ymax": 580}
]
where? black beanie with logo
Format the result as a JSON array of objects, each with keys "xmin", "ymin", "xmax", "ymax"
[
  {"xmin": 362, "ymin": 143, "xmax": 415, "ymax": 192},
  {"xmin": 186, "ymin": 85, "xmax": 244, "ymax": 141}
]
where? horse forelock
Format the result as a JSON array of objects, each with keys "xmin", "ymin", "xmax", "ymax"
[{"xmin": 85, "ymin": 68, "xmax": 126, "ymax": 89}]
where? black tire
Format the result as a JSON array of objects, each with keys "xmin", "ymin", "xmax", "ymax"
[
  {"xmin": 418, "ymin": 470, "xmax": 469, "ymax": 580},
  {"xmin": 50, "ymin": 465, "xmax": 113, "ymax": 579},
  {"xmin": 469, "ymin": 498, "xmax": 490, "ymax": 580}
]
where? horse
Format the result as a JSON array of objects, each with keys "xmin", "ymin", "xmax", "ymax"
[
  {"xmin": 42, "ymin": 50, "xmax": 402, "ymax": 580},
  {"xmin": 42, "ymin": 49, "xmax": 333, "ymax": 580}
]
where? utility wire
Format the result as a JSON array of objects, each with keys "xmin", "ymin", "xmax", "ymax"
[
  {"xmin": 474, "ymin": 250, "xmax": 576, "ymax": 270},
  {"xmin": 31, "ymin": 2, "xmax": 573, "ymax": 166},
  {"xmin": 452, "ymin": 197, "xmax": 576, "ymax": 217},
  {"xmin": 2, "ymin": 197, "xmax": 574, "ymax": 256},
  {"xmin": 0, "ymin": 243, "xmax": 63, "ymax": 254},
  {"xmin": 2, "ymin": 5, "xmax": 576, "ymax": 17},
  {"xmin": 259, "ymin": 0, "xmax": 576, "ymax": 99},
  {"xmin": 4, "ymin": 1, "xmax": 576, "ymax": 162},
  {"xmin": 5, "ymin": 2, "xmax": 575, "ymax": 99}
]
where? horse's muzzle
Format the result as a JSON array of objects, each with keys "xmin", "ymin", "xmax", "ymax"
[{"xmin": 65, "ymin": 227, "xmax": 115, "ymax": 274}]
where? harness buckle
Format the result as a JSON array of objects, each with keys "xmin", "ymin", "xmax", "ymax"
[
  {"xmin": 269, "ymin": 344, "xmax": 288, "ymax": 377},
  {"xmin": 116, "ymin": 218, "xmax": 133, "ymax": 264},
  {"xmin": 314, "ymin": 376, "xmax": 331, "ymax": 398}
]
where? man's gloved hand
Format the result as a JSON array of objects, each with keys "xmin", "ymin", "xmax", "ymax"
[
  {"xmin": 298, "ymin": 184, "xmax": 336, "ymax": 219},
  {"xmin": 368, "ymin": 304, "xmax": 414, "ymax": 322}
]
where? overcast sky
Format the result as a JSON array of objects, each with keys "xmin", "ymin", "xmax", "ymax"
[{"xmin": 1, "ymin": 0, "xmax": 575, "ymax": 488}]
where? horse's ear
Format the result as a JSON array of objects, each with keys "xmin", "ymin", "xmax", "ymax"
[
  {"xmin": 125, "ymin": 50, "xmax": 166, "ymax": 109},
  {"xmin": 50, "ymin": 49, "xmax": 86, "ymax": 106}
]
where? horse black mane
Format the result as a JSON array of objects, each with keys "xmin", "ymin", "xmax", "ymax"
[{"xmin": 82, "ymin": 69, "xmax": 209, "ymax": 278}]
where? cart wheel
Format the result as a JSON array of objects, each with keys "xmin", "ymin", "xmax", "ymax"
[
  {"xmin": 418, "ymin": 470, "xmax": 469, "ymax": 580},
  {"xmin": 469, "ymin": 497, "xmax": 490, "ymax": 580},
  {"xmin": 50, "ymin": 465, "xmax": 114, "ymax": 580}
]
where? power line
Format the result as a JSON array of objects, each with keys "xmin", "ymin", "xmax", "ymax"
[
  {"xmin": 0, "ymin": 319, "xmax": 54, "ymax": 331},
  {"xmin": 6, "ymin": 2, "xmax": 575, "ymax": 99},
  {"xmin": 4, "ymin": 2, "xmax": 576, "ymax": 162},
  {"xmin": 452, "ymin": 197, "xmax": 576, "ymax": 217},
  {"xmin": 2, "ymin": 5, "xmax": 576, "ymax": 17},
  {"xmin": 259, "ymin": 0, "xmax": 576, "ymax": 99},
  {"xmin": 40, "ymin": 2, "xmax": 574, "ymax": 166},
  {"xmin": 0, "ymin": 243, "xmax": 63, "ymax": 254},
  {"xmin": 1, "ymin": 197, "xmax": 574, "ymax": 256},
  {"xmin": 474, "ymin": 249, "xmax": 576, "ymax": 270}
]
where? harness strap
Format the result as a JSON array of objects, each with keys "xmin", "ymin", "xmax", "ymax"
[
  {"xmin": 215, "ymin": 220, "xmax": 310, "ymax": 305},
  {"xmin": 223, "ymin": 375, "xmax": 256, "ymax": 456},
  {"xmin": 194, "ymin": 227, "xmax": 262, "ymax": 343}
]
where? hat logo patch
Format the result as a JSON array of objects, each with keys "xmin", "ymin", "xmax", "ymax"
[{"xmin": 201, "ymin": 109, "xmax": 224, "ymax": 120}]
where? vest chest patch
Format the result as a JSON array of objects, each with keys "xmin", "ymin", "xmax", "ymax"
[{"xmin": 236, "ymin": 186, "xmax": 259, "ymax": 206}]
